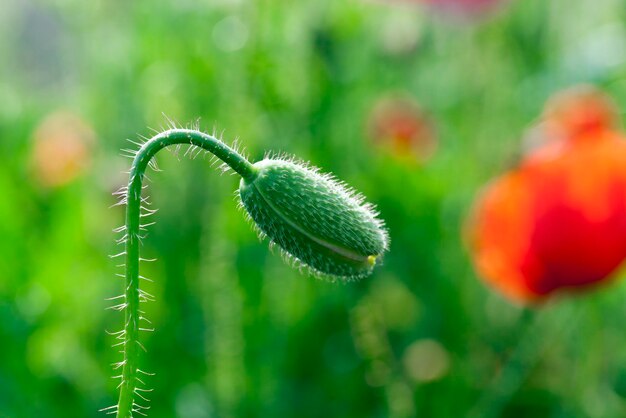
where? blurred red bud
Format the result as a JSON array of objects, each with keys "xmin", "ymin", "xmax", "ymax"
[
  {"xmin": 543, "ymin": 85, "xmax": 619, "ymax": 143},
  {"xmin": 30, "ymin": 111, "xmax": 95, "ymax": 188},
  {"xmin": 368, "ymin": 96, "xmax": 437, "ymax": 164}
]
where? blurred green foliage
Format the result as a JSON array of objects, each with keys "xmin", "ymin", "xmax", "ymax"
[{"xmin": 0, "ymin": 0, "xmax": 626, "ymax": 417}]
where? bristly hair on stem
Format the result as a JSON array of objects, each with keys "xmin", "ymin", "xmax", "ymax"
[
  {"xmin": 104, "ymin": 127, "xmax": 388, "ymax": 417},
  {"xmin": 105, "ymin": 129, "xmax": 256, "ymax": 418}
]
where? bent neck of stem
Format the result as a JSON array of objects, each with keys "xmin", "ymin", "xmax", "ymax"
[{"xmin": 116, "ymin": 129, "xmax": 255, "ymax": 418}]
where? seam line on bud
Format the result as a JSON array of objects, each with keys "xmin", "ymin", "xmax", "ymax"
[{"xmin": 249, "ymin": 181, "xmax": 371, "ymax": 263}]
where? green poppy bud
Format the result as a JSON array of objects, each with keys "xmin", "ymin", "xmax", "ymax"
[
  {"xmin": 239, "ymin": 158, "xmax": 389, "ymax": 279},
  {"xmin": 111, "ymin": 129, "xmax": 390, "ymax": 418}
]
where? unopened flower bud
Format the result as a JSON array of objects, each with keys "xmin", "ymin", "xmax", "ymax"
[{"xmin": 239, "ymin": 158, "xmax": 389, "ymax": 279}]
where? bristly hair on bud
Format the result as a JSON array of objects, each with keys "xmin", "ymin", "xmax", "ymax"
[{"xmin": 239, "ymin": 157, "xmax": 389, "ymax": 280}]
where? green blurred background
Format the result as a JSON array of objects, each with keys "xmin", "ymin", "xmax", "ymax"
[{"xmin": 1, "ymin": 0, "xmax": 626, "ymax": 417}]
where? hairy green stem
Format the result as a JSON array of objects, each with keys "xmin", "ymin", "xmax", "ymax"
[{"xmin": 116, "ymin": 129, "xmax": 256, "ymax": 418}]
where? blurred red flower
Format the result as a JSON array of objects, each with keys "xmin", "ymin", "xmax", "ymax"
[
  {"xmin": 30, "ymin": 111, "xmax": 95, "ymax": 188},
  {"xmin": 367, "ymin": 96, "xmax": 437, "ymax": 164},
  {"xmin": 467, "ymin": 86, "xmax": 626, "ymax": 303},
  {"xmin": 379, "ymin": 0, "xmax": 505, "ymax": 17},
  {"xmin": 422, "ymin": 0, "xmax": 503, "ymax": 16}
]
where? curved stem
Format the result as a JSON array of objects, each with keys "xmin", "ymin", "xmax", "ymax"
[{"xmin": 116, "ymin": 129, "xmax": 256, "ymax": 418}]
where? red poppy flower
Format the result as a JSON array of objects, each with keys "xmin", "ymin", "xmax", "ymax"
[
  {"xmin": 368, "ymin": 96, "xmax": 437, "ymax": 164},
  {"xmin": 467, "ymin": 87, "xmax": 626, "ymax": 303}
]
